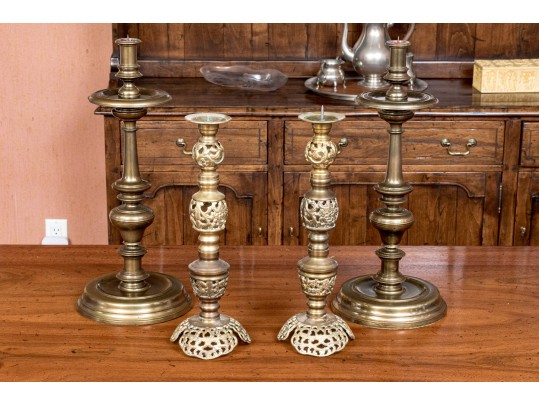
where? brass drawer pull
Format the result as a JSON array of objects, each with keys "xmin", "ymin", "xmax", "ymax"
[
  {"xmin": 440, "ymin": 138, "xmax": 477, "ymax": 156},
  {"xmin": 176, "ymin": 138, "xmax": 193, "ymax": 156},
  {"xmin": 289, "ymin": 226, "xmax": 294, "ymax": 237},
  {"xmin": 338, "ymin": 137, "xmax": 349, "ymax": 150},
  {"xmin": 258, "ymin": 227, "xmax": 263, "ymax": 237}
]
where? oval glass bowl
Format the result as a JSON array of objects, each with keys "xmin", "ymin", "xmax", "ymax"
[{"xmin": 200, "ymin": 65, "xmax": 288, "ymax": 92}]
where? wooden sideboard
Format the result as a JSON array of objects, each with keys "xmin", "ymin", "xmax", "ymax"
[
  {"xmin": 98, "ymin": 23, "xmax": 539, "ymax": 246},
  {"xmin": 1, "ymin": 245, "xmax": 539, "ymax": 382},
  {"xmin": 99, "ymin": 77, "xmax": 539, "ymax": 247}
]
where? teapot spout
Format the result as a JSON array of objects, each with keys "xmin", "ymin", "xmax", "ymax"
[{"xmin": 341, "ymin": 23, "xmax": 354, "ymax": 62}]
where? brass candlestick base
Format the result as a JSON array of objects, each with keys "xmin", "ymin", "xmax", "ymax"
[
  {"xmin": 333, "ymin": 275, "xmax": 446, "ymax": 329},
  {"xmin": 77, "ymin": 38, "xmax": 191, "ymax": 325},
  {"xmin": 278, "ymin": 109, "xmax": 354, "ymax": 357},
  {"xmin": 171, "ymin": 315, "xmax": 251, "ymax": 360},
  {"xmin": 332, "ymin": 40, "xmax": 447, "ymax": 330},
  {"xmin": 170, "ymin": 113, "xmax": 250, "ymax": 359},
  {"xmin": 78, "ymin": 272, "xmax": 191, "ymax": 325}
]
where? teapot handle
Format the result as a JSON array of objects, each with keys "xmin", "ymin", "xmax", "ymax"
[
  {"xmin": 403, "ymin": 23, "xmax": 416, "ymax": 41},
  {"xmin": 387, "ymin": 23, "xmax": 416, "ymax": 41}
]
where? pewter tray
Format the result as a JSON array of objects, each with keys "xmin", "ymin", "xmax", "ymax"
[{"xmin": 305, "ymin": 76, "xmax": 428, "ymax": 102}]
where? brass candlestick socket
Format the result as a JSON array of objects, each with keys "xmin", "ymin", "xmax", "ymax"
[
  {"xmin": 278, "ymin": 108, "xmax": 354, "ymax": 357},
  {"xmin": 77, "ymin": 38, "xmax": 191, "ymax": 325},
  {"xmin": 170, "ymin": 113, "xmax": 251, "ymax": 360},
  {"xmin": 332, "ymin": 39, "xmax": 447, "ymax": 329}
]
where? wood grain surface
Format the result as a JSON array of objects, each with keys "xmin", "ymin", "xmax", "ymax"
[
  {"xmin": 1, "ymin": 245, "xmax": 538, "ymax": 382},
  {"xmin": 112, "ymin": 23, "xmax": 539, "ymax": 79}
]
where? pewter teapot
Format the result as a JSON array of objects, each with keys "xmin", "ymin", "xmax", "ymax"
[{"xmin": 341, "ymin": 23, "xmax": 415, "ymax": 88}]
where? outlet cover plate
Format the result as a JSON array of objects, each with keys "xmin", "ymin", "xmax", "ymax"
[{"xmin": 42, "ymin": 219, "xmax": 69, "ymax": 245}]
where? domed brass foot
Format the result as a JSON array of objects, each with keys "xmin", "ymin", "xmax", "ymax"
[
  {"xmin": 278, "ymin": 313, "xmax": 354, "ymax": 357},
  {"xmin": 171, "ymin": 315, "xmax": 251, "ymax": 360}
]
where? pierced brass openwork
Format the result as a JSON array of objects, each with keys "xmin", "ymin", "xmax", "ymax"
[
  {"xmin": 77, "ymin": 38, "xmax": 192, "ymax": 325},
  {"xmin": 170, "ymin": 113, "xmax": 251, "ymax": 359},
  {"xmin": 332, "ymin": 39, "xmax": 447, "ymax": 329},
  {"xmin": 278, "ymin": 107, "xmax": 354, "ymax": 357}
]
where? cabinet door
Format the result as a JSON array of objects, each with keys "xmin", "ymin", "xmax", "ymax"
[
  {"xmin": 515, "ymin": 122, "xmax": 539, "ymax": 245},
  {"xmin": 138, "ymin": 171, "xmax": 267, "ymax": 246},
  {"xmin": 513, "ymin": 171, "xmax": 539, "ymax": 246},
  {"xmin": 284, "ymin": 171, "xmax": 500, "ymax": 246}
]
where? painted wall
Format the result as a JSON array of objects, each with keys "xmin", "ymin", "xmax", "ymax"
[{"xmin": 0, "ymin": 24, "xmax": 112, "ymax": 244}]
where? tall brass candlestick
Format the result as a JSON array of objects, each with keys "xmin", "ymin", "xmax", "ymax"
[
  {"xmin": 278, "ymin": 108, "xmax": 354, "ymax": 357},
  {"xmin": 171, "ymin": 113, "xmax": 251, "ymax": 359},
  {"xmin": 77, "ymin": 38, "xmax": 191, "ymax": 325},
  {"xmin": 332, "ymin": 40, "xmax": 447, "ymax": 329}
]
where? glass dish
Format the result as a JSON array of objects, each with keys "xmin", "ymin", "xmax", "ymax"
[{"xmin": 200, "ymin": 65, "xmax": 288, "ymax": 92}]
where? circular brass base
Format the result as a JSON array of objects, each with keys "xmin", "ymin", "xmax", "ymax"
[
  {"xmin": 332, "ymin": 274, "xmax": 447, "ymax": 329},
  {"xmin": 77, "ymin": 272, "xmax": 192, "ymax": 326}
]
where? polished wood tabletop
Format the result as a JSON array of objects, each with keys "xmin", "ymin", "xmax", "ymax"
[{"xmin": 0, "ymin": 245, "xmax": 538, "ymax": 382}]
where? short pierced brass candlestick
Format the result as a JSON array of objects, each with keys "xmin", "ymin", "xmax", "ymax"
[
  {"xmin": 278, "ymin": 108, "xmax": 354, "ymax": 357},
  {"xmin": 332, "ymin": 40, "xmax": 447, "ymax": 329},
  {"xmin": 77, "ymin": 38, "xmax": 191, "ymax": 325},
  {"xmin": 171, "ymin": 113, "xmax": 251, "ymax": 359}
]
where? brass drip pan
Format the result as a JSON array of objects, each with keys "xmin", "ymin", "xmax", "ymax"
[
  {"xmin": 89, "ymin": 88, "xmax": 171, "ymax": 109},
  {"xmin": 357, "ymin": 89, "xmax": 437, "ymax": 110}
]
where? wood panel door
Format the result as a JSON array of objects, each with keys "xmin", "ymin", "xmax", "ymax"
[
  {"xmin": 284, "ymin": 171, "xmax": 501, "ymax": 246},
  {"xmin": 513, "ymin": 171, "xmax": 539, "ymax": 246},
  {"xmin": 136, "ymin": 171, "xmax": 268, "ymax": 246}
]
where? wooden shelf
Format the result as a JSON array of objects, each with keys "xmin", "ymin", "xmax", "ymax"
[{"xmin": 97, "ymin": 77, "xmax": 539, "ymax": 115}]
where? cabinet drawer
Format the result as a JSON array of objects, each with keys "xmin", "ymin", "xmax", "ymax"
[
  {"xmin": 285, "ymin": 120, "xmax": 504, "ymax": 165},
  {"xmin": 520, "ymin": 122, "xmax": 539, "ymax": 167},
  {"xmin": 135, "ymin": 120, "xmax": 267, "ymax": 167}
]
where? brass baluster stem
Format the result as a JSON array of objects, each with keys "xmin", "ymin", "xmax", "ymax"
[
  {"xmin": 110, "ymin": 108, "xmax": 152, "ymax": 293},
  {"xmin": 371, "ymin": 111, "xmax": 414, "ymax": 296}
]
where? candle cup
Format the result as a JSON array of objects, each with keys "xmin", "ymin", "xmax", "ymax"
[{"xmin": 277, "ymin": 109, "xmax": 354, "ymax": 357}]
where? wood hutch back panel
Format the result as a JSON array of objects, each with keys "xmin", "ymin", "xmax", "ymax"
[{"xmin": 113, "ymin": 23, "xmax": 539, "ymax": 78}]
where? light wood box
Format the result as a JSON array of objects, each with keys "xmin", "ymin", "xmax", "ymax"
[{"xmin": 473, "ymin": 59, "xmax": 539, "ymax": 93}]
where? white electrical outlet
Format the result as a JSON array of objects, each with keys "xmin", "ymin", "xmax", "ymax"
[{"xmin": 41, "ymin": 219, "xmax": 69, "ymax": 245}]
